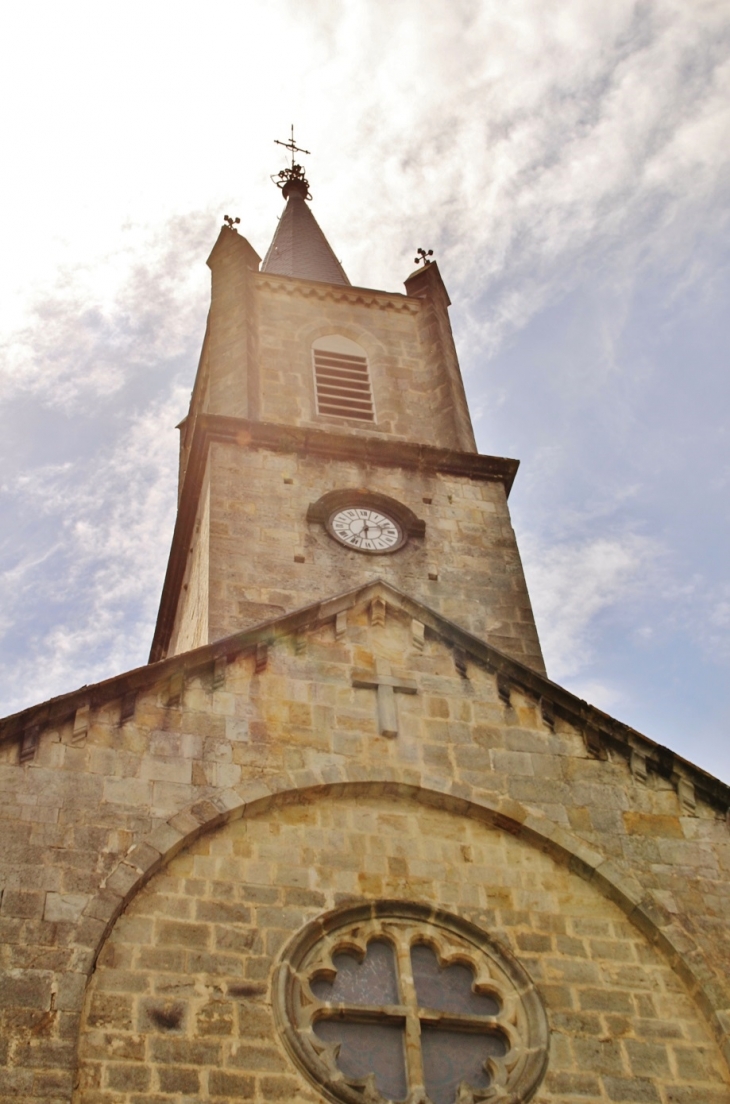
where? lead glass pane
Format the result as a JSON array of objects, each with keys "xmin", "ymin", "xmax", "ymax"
[
  {"xmin": 411, "ymin": 944, "xmax": 500, "ymax": 1016},
  {"xmin": 421, "ymin": 1026, "xmax": 507, "ymax": 1104},
  {"xmin": 310, "ymin": 939, "xmax": 399, "ymax": 1005},
  {"xmin": 314, "ymin": 1020, "xmax": 407, "ymax": 1101}
]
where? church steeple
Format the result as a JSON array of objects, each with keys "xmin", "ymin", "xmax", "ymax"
[
  {"xmin": 151, "ymin": 155, "xmax": 545, "ymax": 676},
  {"xmin": 261, "ymin": 159, "xmax": 350, "ymax": 285}
]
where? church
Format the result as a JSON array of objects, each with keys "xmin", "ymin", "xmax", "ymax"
[{"xmin": 1, "ymin": 150, "xmax": 729, "ymax": 1104}]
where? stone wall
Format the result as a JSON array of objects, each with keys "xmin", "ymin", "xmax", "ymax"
[
  {"xmin": 1, "ymin": 589, "xmax": 729, "ymax": 1102},
  {"xmin": 257, "ymin": 279, "xmax": 422, "ymax": 438},
  {"xmin": 201, "ymin": 441, "xmax": 544, "ymax": 671},
  {"xmin": 75, "ymin": 794, "xmax": 730, "ymax": 1104},
  {"xmin": 169, "ymin": 468, "xmax": 210, "ymax": 656},
  {"xmin": 165, "ymin": 230, "xmax": 531, "ymax": 668},
  {"xmin": 201, "ymin": 231, "xmax": 477, "ymax": 455}
]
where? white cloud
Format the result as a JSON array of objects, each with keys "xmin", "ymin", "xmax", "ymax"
[
  {"xmin": 522, "ymin": 533, "xmax": 662, "ymax": 680},
  {"xmin": 0, "ymin": 207, "xmax": 212, "ymax": 716},
  {"xmin": 561, "ymin": 679, "xmax": 628, "ymax": 715},
  {"xmin": 0, "ymin": 213, "xmax": 212, "ymax": 410},
  {"xmin": 681, "ymin": 580, "xmax": 730, "ymax": 665},
  {"xmin": 1, "ymin": 1, "xmax": 727, "ymax": 341},
  {"xmin": 0, "ymin": 381, "xmax": 185, "ymax": 716}
]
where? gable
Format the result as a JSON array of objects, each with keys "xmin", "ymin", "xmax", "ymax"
[{"xmin": 2, "ymin": 581, "xmax": 730, "ymax": 1099}]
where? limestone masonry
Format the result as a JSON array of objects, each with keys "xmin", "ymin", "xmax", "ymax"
[{"xmin": 1, "ymin": 170, "xmax": 729, "ymax": 1104}]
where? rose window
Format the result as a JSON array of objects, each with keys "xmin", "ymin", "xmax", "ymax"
[{"xmin": 274, "ymin": 902, "xmax": 549, "ymax": 1104}]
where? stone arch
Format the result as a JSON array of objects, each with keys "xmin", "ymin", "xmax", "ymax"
[
  {"xmin": 312, "ymin": 334, "xmax": 369, "ymax": 358},
  {"xmin": 295, "ymin": 317, "xmax": 390, "ymax": 364},
  {"xmin": 311, "ymin": 334, "xmax": 375, "ymax": 423},
  {"xmin": 71, "ymin": 776, "xmax": 730, "ymax": 1074},
  {"xmin": 294, "ymin": 318, "xmax": 392, "ymax": 424}
]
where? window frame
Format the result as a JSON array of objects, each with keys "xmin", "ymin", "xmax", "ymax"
[
  {"xmin": 273, "ymin": 900, "xmax": 549, "ymax": 1104},
  {"xmin": 312, "ymin": 336, "xmax": 377, "ymax": 424}
]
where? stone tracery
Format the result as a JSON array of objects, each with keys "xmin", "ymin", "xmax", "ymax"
[{"xmin": 274, "ymin": 901, "xmax": 549, "ymax": 1104}]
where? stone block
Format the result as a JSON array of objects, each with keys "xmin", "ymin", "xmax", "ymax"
[
  {"xmin": 105, "ymin": 1063, "xmax": 150, "ymax": 1091},
  {"xmin": 195, "ymin": 899, "xmax": 252, "ymax": 924},
  {"xmin": 86, "ymin": 993, "xmax": 133, "ymax": 1030},
  {"xmin": 104, "ymin": 863, "xmax": 141, "ymax": 899},
  {"xmin": 168, "ymin": 808, "xmax": 206, "ymax": 836},
  {"xmin": 150, "ymin": 1037, "xmax": 222, "ymax": 1065},
  {"xmin": 0, "ymin": 970, "xmax": 52, "ymax": 1010},
  {"xmin": 0, "ymin": 891, "xmax": 45, "ymax": 919},
  {"xmin": 196, "ymin": 999, "xmax": 234, "ymax": 1035},
  {"xmin": 208, "ymin": 1069, "xmax": 255, "ymax": 1097},
  {"xmin": 140, "ymin": 757, "xmax": 192, "ymax": 784},
  {"xmin": 545, "ymin": 1070, "xmax": 601, "ymax": 1095},
  {"xmin": 82, "ymin": 889, "xmax": 125, "ymax": 925},
  {"xmin": 623, "ymin": 811, "xmax": 684, "ymax": 839},
  {"xmin": 157, "ymin": 920, "xmax": 210, "ymax": 949},
  {"xmin": 55, "ymin": 971, "xmax": 88, "ymax": 1012},
  {"xmin": 603, "ymin": 1076, "xmax": 661, "ymax": 1102},
  {"xmin": 571, "ymin": 1037, "xmax": 626, "ymax": 1076},
  {"xmin": 102, "ymin": 777, "xmax": 152, "ymax": 807},
  {"xmin": 259, "ymin": 1074, "xmax": 304, "ymax": 1099},
  {"xmin": 158, "ymin": 1065, "xmax": 201, "ymax": 1092},
  {"xmin": 43, "ymin": 893, "xmax": 89, "ymax": 923},
  {"xmin": 578, "ymin": 988, "xmax": 634, "ymax": 1014}
]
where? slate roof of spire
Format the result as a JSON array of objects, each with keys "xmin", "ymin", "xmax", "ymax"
[{"xmin": 261, "ymin": 181, "xmax": 350, "ymax": 286}]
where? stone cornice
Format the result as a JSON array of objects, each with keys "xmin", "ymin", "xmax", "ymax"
[
  {"xmin": 1, "ymin": 578, "xmax": 728, "ymax": 817},
  {"xmin": 256, "ymin": 271, "xmax": 421, "ymax": 312},
  {"xmin": 149, "ymin": 415, "xmax": 519, "ymax": 663}
]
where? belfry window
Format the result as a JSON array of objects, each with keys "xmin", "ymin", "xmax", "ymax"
[{"xmin": 313, "ymin": 335, "xmax": 375, "ymax": 422}]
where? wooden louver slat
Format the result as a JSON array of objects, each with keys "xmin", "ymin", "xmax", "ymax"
[{"xmin": 314, "ymin": 349, "xmax": 374, "ymax": 421}]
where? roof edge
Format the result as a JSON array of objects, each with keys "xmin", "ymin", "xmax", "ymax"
[
  {"xmin": 2, "ymin": 578, "xmax": 728, "ymax": 814},
  {"xmin": 261, "ymin": 192, "xmax": 350, "ymax": 286}
]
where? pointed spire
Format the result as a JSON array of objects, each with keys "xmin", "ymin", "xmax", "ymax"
[
  {"xmin": 261, "ymin": 130, "xmax": 350, "ymax": 286},
  {"xmin": 261, "ymin": 191, "xmax": 351, "ymax": 285}
]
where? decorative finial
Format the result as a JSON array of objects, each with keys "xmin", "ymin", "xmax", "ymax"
[
  {"xmin": 223, "ymin": 215, "xmax": 240, "ymax": 231},
  {"xmin": 414, "ymin": 248, "xmax": 434, "ymax": 267},
  {"xmin": 273, "ymin": 125, "xmax": 312, "ymax": 200}
]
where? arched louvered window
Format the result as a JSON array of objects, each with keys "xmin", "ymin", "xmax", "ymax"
[{"xmin": 312, "ymin": 335, "xmax": 375, "ymax": 422}]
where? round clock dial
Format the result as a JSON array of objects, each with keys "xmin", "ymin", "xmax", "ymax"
[{"xmin": 328, "ymin": 507, "xmax": 404, "ymax": 553}]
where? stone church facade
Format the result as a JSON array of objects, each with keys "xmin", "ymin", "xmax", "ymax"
[{"xmin": 1, "ymin": 165, "xmax": 729, "ymax": 1104}]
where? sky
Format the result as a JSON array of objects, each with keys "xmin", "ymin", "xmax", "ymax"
[{"xmin": 0, "ymin": 0, "xmax": 728, "ymax": 780}]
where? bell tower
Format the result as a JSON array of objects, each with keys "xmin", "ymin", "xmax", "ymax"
[
  {"xmin": 150, "ymin": 154, "xmax": 545, "ymax": 675},
  {"xmin": 5, "ymin": 144, "xmax": 730, "ymax": 1104}
]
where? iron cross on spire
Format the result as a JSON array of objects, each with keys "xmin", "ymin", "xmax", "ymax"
[
  {"xmin": 274, "ymin": 125, "xmax": 311, "ymax": 169},
  {"xmin": 273, "ymin": 126, "xmax": 312, "ymax": 198}
]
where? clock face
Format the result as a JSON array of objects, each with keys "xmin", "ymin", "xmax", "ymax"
[{"xmin": 327, "ymin": 507, "xmax": 404, "ymax": 553}]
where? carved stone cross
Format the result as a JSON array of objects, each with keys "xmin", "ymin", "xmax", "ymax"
[{"xmin": 352, "ymin": 658, "xmax": 417, "ymax": 737}]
